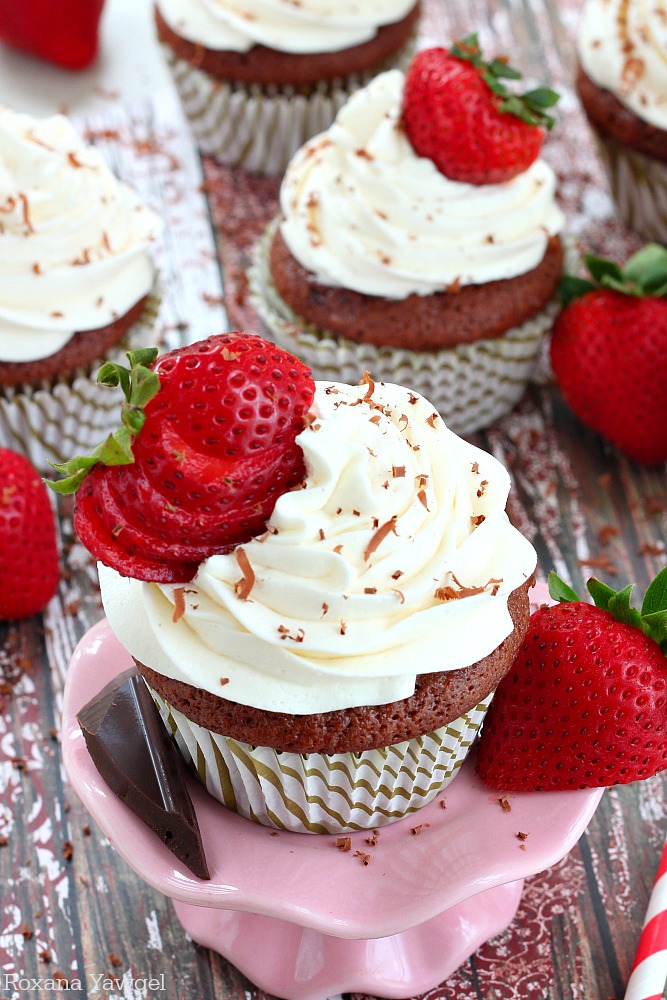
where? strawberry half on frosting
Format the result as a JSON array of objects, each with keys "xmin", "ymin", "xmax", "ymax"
[{"xmin": 51, "ymin": 333, "xmax": 315, "ymax": 583}]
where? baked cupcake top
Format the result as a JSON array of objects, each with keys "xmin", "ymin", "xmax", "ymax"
[
  {"xmin": 0, "ymin": 108, "xmax": 162, "ymax": 364},
  {"xmin": 99, "ymin": 375, "xmax": 536, "ymax": 715},
  {"xmin": 278, "ymin": 69, "xmax": 564, "ymax": 299},
  {"xmin": 578, "ymin": 0, "xmax": 667, "ymax": 130},
  {"xmin": 156, "ymin": 0, "xmax": 416, "ymax": 54}
]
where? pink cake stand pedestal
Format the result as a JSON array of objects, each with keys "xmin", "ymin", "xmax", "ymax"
[{"xmin": 62, "ymin": 614, "xmax": 603, "ymax": 1000}]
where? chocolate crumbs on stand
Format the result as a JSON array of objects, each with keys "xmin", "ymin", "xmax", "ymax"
[{"xmin": 335, "ymin": 837, "xmax": 351, "ymax": 852}]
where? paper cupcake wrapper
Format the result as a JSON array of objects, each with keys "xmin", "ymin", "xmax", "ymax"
[
  {"xmin": 0, "ymin": 293, "xmax": 161, "ymax": 472},
  {"xmin": 163, "ymin": 36, "xmax": 415, "ymax": 175},
  {"xmin": 590, "ymin": 127, "xmax": 667, "ymax": 244},
  {"xmin": 148, "ymin": 687, "xmax": 493, "ymax": 835},
  {"xmin": 250, "ymin": 221, "xmax": 577, "ymax": 436}
]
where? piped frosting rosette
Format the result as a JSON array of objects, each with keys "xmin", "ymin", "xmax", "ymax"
[
  {"xmin": 156, "ymin": 0, "xmax": 418, "ymax": 173},
  {"xmin": 0, "ymin": 108, "xmax": 162, "ymax": 470},
  {"xmin": 100, "ymin": 379, "xmax": 537, "ymax": 833}
]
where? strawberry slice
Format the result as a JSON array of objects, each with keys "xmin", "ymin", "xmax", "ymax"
[
  {"xmin": 475, "ymin": 571, "xmax": 667, "ymax": 791},
  {"xmin": 402, "ymin": 37, "xmax": 559, "ymax": 185},
  {"xmin": 0, "ymin": 0, "xmax": 105, "ymax": 71},
  {"xmin": 51, "ymin": 334, "xmax": 315, "ymax": 583}
]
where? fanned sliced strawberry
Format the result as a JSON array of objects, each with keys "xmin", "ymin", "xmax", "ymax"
[{"xmin": 51, "ymin": 334, "xmax": 315, "ymax": 583}]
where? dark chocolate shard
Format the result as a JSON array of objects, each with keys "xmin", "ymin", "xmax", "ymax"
[{"xmin": 77, "ymin": 667, "xmax": 210, "ymax": 880}]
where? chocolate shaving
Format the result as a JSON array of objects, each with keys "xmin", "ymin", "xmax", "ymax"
[
  {"xmin": 18, "ymin": 193, "xmax": 33, "ymax": 233},
  {"xmin": 363, "ymin": 516, "xmax": 398, "ymax": 561},
  {"xmin": 499, "ymin": 795, "xmax": 512, "ymax": 812},
  {"xmin": 392, "ymin": 466, "xmax": 406, "ymax": 478},
  {"xmin": 172, "ymin": 587, "xmax": 186, "ymax": 623},
  {"xmin": 277, "ymin": 625, "xmax": 305, "ymax": 643},
  {"xmin": 426, "ymin": 413, "xmax": 439, "ymax": 428},
  {"xmin": 335, "ymin": 836, "xmax": 351, "ymax": 852},
  {"xmin": 234, "ymin": 547, "xmax": 255, "ymax": 600},
  {"xmin": 355, "ymin": 850, "xmax": 371, "ymax": 866},
  {"xmin": 417, "ymin": 489, "xmax": 429, "ymax": 510}
]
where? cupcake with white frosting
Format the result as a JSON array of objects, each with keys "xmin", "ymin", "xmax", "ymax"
[
  {"xmin": 154, "ymin": 0, "xmax": 419, "ymax": 174},
  {"xmin": 251, "ymin": 66, "xmax": 570, "ymax": 434},
  {"xmin": 576, "ymin": 0, "xmax": 667, "ymax": 242},
  {"xmin": 84, "ymin": 336, "xmax": 537, "ymax": 834},
  {"xmin": 0, "ymin": 108, "xmax": 162, "ymax": 470}
]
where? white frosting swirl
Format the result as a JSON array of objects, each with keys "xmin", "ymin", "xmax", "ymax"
[
  {"xmin": 100, "ymin": 380, "xmax": 537, "ymax": 715},
  {"xmin": 157, "ymin": 0, "xmax": 416, "ymax": 54},
  {"xmin": 578, "ymin": 0, "xmax": 667, "ymax": 131},
  {"xmin": 278, "ymin": 70, "xmax": 565, "ymax": 298},
  {"xmin": 0, "ymin": 109, "xmax": 162, "ymax": 364}
]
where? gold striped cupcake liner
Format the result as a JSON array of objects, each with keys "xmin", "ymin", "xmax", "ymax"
[
  {"xmin": 249, "ymin": 220, "xmax": 577, "ymax": 436},
  {"xmin": 0, "ymin": 291, "xmax": 161, "ymax": 472},
  {"xmin": 162, "ymin": 34, "xmax": 416, "ymax": 175},
  {"xmin": 590, "ymin": 127, "xmax": 667, "ymax": 244},
  {"xmin": 148, "ymin": 688, "xmax": 493, "ymax": 835}
]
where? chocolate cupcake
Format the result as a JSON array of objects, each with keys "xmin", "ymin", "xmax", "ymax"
[
  {"xmin": 576, "ymin": 0, "xmax": 667, "ymax": 242},
  {"xmin": 58, "ymin": 334, "xmax": 538, "ymax": 834},
  {"xmin": 0, "ymin": 109, "xmax": 162, "ymax": 471},
  {"xmin": 251, "ymin": 60, "xmax": 571, "ymax": 435},
  {"xmin": 154, "ymin": 0, "xmax": 419, "ymax": 174}
]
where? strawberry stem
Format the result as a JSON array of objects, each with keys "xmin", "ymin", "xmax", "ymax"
[
  {"xmin": 559, "ymin": 243, "xmax": 667, "ymax": 304},
  {"xmin": 47, "ymin": 348, "xmax": 160, "ymax": 495},
  {"xmin": 449, "ymin": 33, "xmax": 559, "ymax": 129}
]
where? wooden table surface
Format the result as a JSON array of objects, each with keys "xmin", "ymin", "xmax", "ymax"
[{"xmin": 1, "ymin": 1, "xmax": 666, "ymax": 999}]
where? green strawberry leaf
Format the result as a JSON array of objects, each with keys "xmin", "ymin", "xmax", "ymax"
[
  {"xmin": 547, "ymin": 571, "xmax": 580, "ymax": 603},
  {"xmin": 47, "ymin": 347, "xmax": 161, "ymax": 495},
  {"xmin": 607, "ymin": 585, "xmax": 644, "ymax": 630},
  {"xmin": 586, "ymin": 577, "xmax": 617, "ymax": 611},
  {"xmin": 523, "ymin": 87, "xmax": 560, "ymax": 109},
  {"xmin": 585, "ymin": 254, "xmax": 625, "ymax": 287},
  {"xmin": 623, "ymin": 244, "xmax": 667, "ymax": 293},
  {"xmin": 558, "ymin": 275, "xmax": 597, "ymax": 305},
  {"xmin": 642, "ymin": 566, "xmax": 667, "ymax": 615},
  {"xmin": 449, "ymin": 33, "xmax": 559, "ymax": 130}
]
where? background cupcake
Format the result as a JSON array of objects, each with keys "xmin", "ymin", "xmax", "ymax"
[
  {"xmin": 60, "ymin": 333, "xmax": 537, "ymax": 835},
  {"xmin": 0, "ymin": 108, "xmax": 162, "ymax": 471},
  {"xmin": 576, "ymin": 0, "xmax": 667, "ymax": 242},
  {"xmin": 251, "ymin": 43, "xmax": 571, "ymax": 436},
  {"xmin": 154, "ymin": 0, "xmax": 420, "ymax": 174}
]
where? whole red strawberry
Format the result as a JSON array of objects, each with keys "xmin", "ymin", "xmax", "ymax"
[
  {"xmin": 476, "ymin": 571, "xmax": 667, "ymax": 791},
  {"xmin": 551, "ymin": 245, "xmax": 667, "ymax": 466},
  {"xmin": 0, "ymin": 449, "xmax": 60, "ymax": 620},
  {"xmin": 50, "ymin": 334, "xmax": 315, "ymax": 584},
  {"xmin": 402, "ymin": 37, "xmax": 559, "ymax": 184},
  {"xmin": 0, "ymin": 0, "xmax": 105, "ymax": 70}
]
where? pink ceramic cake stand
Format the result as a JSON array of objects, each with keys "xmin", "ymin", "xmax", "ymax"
[{"xmin": 62, "ymin": 615, "xmax": 604, "ymax": 1000}]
